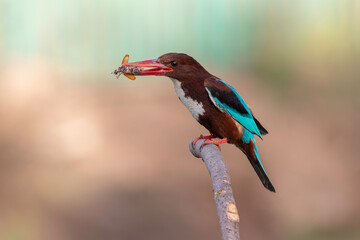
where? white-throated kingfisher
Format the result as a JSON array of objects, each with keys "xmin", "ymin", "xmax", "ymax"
[{"xmin": 122, "ymin": 53, "xmax": 275, "ymax": 192}]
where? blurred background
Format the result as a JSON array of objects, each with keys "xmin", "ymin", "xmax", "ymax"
[{"xmin": 0, "ymin": 0, "xmax": 359, "ymax": 239}]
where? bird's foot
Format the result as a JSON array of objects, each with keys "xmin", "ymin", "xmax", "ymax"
[
  {"xmin": 192, "ymin": 134, "xmax": 217, "ymax": 146},
  {"xmin": 202, "ymin": 138, "xmax": 228, "ymax": 150}
]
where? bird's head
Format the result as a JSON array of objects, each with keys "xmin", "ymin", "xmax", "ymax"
[{"xmin": 122, "ymin": 53, "xmax": 210, "ymax": 82}]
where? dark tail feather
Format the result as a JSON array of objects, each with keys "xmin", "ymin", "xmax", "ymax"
[
  {"xmin": 236, "ymin": 133, "xmax": 274, "ymax": 192},
  {"xmin": 248, "ymin": 158, "xmax": 276, "ymax": 192},
  {"xmin": 253, "ymin": 117, "xmax": 268, "ymax": 135}
]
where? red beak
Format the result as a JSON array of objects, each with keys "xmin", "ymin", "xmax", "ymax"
[{"xmin": 122, "ymin": 59, "xmax": 173, "ymax": 76}]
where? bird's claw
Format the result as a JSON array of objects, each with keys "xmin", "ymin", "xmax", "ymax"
[
  {"xmin": 192, "ymin": 134, "xmax": 217, "ymax": 146},
  {"xmin": 201, "ymin": 138, "xmax": 228, "ymax": 150}
]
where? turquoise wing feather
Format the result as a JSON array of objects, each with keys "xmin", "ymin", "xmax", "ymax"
[{"xmin": 205, "ymin": 79, "xmax": 262, "ymax": 139}]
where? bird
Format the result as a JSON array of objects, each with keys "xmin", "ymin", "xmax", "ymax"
[{"xmin": 122, "ymin": 53, "xmax": 275, "ymax": 192}]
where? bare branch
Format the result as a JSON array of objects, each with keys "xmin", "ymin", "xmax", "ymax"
[{"xmin": 189, "ymin": 139, "xmax": 240, "ymax": 240}]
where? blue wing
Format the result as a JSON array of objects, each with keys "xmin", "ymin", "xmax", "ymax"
[{"xmin": 204, "ymin": 78, "xmax": 263, "ymax": 139}]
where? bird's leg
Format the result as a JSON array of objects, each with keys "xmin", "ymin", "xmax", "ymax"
[
  {"xmin": 202, "ymin": 138, "xmax": 228, "ymax": 150},
  {"xmin": 192, "ymin": 134, "xmax": 217, "ymax": 146}
]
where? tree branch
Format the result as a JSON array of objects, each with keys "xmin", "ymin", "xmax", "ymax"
[{"xmin": 189, "ymin": 139, "xmax": 240, "ymax": 240}]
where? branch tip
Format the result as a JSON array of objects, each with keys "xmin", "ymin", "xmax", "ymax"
[{"xmin": 188, "ymin": 138, "xmax": 240, "ymax": 239}]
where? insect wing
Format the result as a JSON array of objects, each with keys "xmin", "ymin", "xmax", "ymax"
[
  {"xmin": 122, "ymin": 54, "xmax": 130, "ymax": 64},
  {"xmin": 124, "ymin": 74, "xmax": 136, "ymax": 80}
]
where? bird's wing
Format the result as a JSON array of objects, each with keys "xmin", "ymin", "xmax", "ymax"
[{"xmin": 204, "ymin": 78, "xmax": 263, "ymax": 138}]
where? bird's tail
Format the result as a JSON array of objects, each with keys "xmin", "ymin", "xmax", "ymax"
[{"xmin": 236, "ymin": 133, "xmax": 276, "ymax": 192}]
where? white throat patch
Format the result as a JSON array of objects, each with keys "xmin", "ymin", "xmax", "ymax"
[{"xmin": 170, "ymin": 78, "xmax": 205, "ymax": 120}]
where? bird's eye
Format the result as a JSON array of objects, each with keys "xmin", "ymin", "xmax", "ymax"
[{"xmin": 171, "ymin": 61, "xmax": 177, "ymax": 67}]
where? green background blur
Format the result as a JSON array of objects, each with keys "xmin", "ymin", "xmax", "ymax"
[
  {"xmin": 2, "ymin": 0, "xmax": 359, "ymax": 88},
  {"xmin": 0, "ymin": 1, "xmax": 359, "ymax": 240}
]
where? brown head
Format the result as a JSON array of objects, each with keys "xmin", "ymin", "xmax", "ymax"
[{"xmin": 122, "ymin": 53, "xmax": 211, "ymax": 82}]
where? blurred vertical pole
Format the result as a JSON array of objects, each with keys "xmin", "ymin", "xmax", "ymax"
[{"xmin": 189, "ymin": 139, "xmax": 240, "ymax": 240}]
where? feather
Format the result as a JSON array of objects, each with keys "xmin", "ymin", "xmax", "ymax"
[
  {"xmin": 238, "ymin": 130, "xmax": 275, "ymax": 192},
  {"xmin": 253, "ymin": 116, "xmax": 268, "ymax": 135},
  {"xmin": 205, "ymin": 78, "xmax": 263, "ymax": 139}
]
